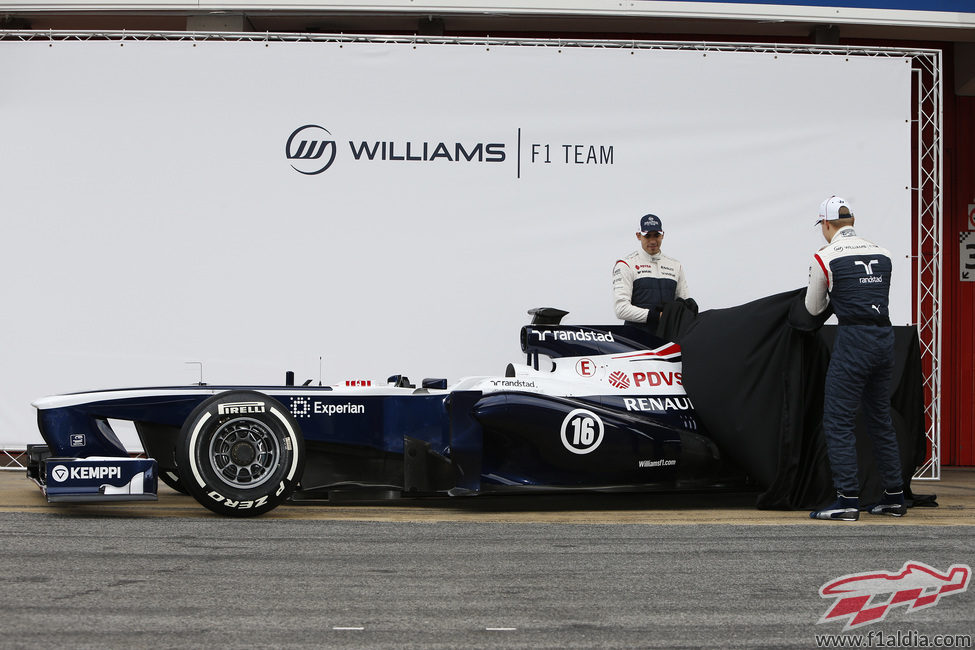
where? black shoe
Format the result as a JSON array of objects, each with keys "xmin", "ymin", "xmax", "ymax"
[
  {"xmin": 810, "ymin": 494, "xmax": 860, "ymax": 521},
  {"xmin": 866, "ymin": 490, "xmax": 906, "ymax": 517}
]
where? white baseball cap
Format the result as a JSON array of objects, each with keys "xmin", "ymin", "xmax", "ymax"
[{"xmin": 816, "ymin": 196, "xmax": 853, "ymax": 225}]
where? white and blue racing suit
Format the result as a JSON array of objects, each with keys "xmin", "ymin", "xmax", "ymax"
[
  {"xmin": 613, "ymin": 249, "xmax": 689, "ymax": 330},
  {"xmin": 805, "ymin": 225, "xmax": 903, "ymax": 496}
]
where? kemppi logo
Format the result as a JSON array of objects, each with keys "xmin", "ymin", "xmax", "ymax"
[
  {"xmin": 286, "ymin": 124, "xmax": 337, "ymax": 175},
  {"xmin": 49, "ymin": 464, "xmax": 122, "ymax": 482}
]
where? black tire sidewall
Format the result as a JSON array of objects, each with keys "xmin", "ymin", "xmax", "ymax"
[
  {"xmin": 176, "ymin": 391, "xmax": 304, "ymax": 517},
  {"xmin": 159, "ymin": 468, "xmax": 190, "ymax": 495}
]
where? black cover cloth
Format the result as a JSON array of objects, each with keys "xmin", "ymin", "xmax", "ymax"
[{"xmin": 662, "ymin": 289, "xmax": 926, "ymax": 509}]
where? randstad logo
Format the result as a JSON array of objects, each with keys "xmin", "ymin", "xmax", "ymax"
[{"xmin": 286, "ymin": 124, "xmax": 337, "ymax": 175}]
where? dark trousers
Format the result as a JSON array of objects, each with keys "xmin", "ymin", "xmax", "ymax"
[{"xmin": 822, "ymin": 325, "xmax": 903, "ymax": 495}]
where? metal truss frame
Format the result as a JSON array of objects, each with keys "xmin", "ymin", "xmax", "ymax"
[
  {"xmin": 1, "ymin": 449, "xmax": 27, "ymax": 471},
  {"xmin": 0, "ymin": 31, "xmax": 942, "ymax": 478}
]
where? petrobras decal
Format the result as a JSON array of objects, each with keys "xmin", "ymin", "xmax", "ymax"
[
  {"xmin": 527, "ymin": 328, "xmax": 615, "ymax": 343},
  {"xmin": 623, "ymin": 396, "xmax": 695, "ymax": 413},
  {"xmin": 575, "ymin": 358, "xmax": 598, "ymax": 377},
  {"xmin": 289, "ymin": 397, "xmax": 366, "ymax": 419}
]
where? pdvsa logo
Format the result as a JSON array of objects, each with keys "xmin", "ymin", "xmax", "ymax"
[
  {"xmin": 607, "ymin": 371, "xmax": 630, "ymax": 389},
  {"xmin": 286, "ymin": 124, "xmax": 337, "ymax": 175}
]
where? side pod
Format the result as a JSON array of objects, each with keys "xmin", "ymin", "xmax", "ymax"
[{"xmin": 472, "ymin": 392, "xmax": 682, "ymax": 488}]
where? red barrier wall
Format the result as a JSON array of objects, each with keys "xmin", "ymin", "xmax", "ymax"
[{"xmin": 943, "ymin": 45, "xmax": 975, "ymax": 466}]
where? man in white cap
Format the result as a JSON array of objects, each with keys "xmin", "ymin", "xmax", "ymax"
[
  {"xmin": 805, "ymin": 196, "xmax": 906, "ymax": 521},
  {"xmin": 613, "ymin": 213, "xmax": 689, "ymax": 332}
]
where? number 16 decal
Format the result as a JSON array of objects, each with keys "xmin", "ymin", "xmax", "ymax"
[{"xmin": 560, "ymin": 409, "xmax": 605, "ymax": 454}]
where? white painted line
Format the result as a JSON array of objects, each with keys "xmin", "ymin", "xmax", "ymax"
[
  {"xmin": 332, "ymin": 626, "xmax": 365, "ymax": 631},
  {"xmin": 485, "ymin": 627, "xmax": 517, "ymax": 631}
]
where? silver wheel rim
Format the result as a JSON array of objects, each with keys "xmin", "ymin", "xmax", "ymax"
[{"xmin": 207, "ymin": 417, "xmax": 280, "ymax": 489}]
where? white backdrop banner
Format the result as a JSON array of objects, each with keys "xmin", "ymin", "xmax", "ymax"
[{"xmin": 0, "ymin": 38, "xmax": 912, "ymax": 446}]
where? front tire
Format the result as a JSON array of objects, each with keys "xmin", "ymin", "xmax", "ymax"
[
  {"xmin": 175, "ymin": 391, "xmax": 304, "ymax": 517},
  {"xmin": 159, "ymin": 468, "xmax": 190, "ymax": 495}
]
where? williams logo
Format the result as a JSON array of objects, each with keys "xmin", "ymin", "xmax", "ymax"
[
  {"xmin": 285, "ymin": 123, "xmax": 506, "ymax": 176},
  {"xmin": 286, "ymin": 124, "xmax": 337, "ymax": 175}
]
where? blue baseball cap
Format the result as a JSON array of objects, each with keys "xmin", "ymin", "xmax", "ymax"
[{"xmin": 639, "ymin": 214, "xmax": 663, "ymax": 234}]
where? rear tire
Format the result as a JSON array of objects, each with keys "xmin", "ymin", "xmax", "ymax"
[{"xmin": 175, "ymin": 391, "xmax": 304, "ymax": 517}]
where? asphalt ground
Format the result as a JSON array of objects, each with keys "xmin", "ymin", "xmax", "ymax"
[{"xmin": 0, "ymin": 469, "xmax": 973, "ymax": 648}]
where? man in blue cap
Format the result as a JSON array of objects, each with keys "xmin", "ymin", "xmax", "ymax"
[
  {"xmin": 805, "ymin": 196, "xmax": 906, "ymax": 521},
  {"xmin": 613, "ymin": 213, "xmax": 689, "ymax": 332}
]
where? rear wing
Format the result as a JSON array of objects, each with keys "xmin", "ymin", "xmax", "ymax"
[{"xmin": 520, "ymin": 307, "xmax": 669, "ymax": 361}]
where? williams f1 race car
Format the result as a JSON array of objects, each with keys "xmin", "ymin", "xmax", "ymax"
[{"xmin": 28, "ymin": 308, "xmax": 748, "ymax": 517}]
